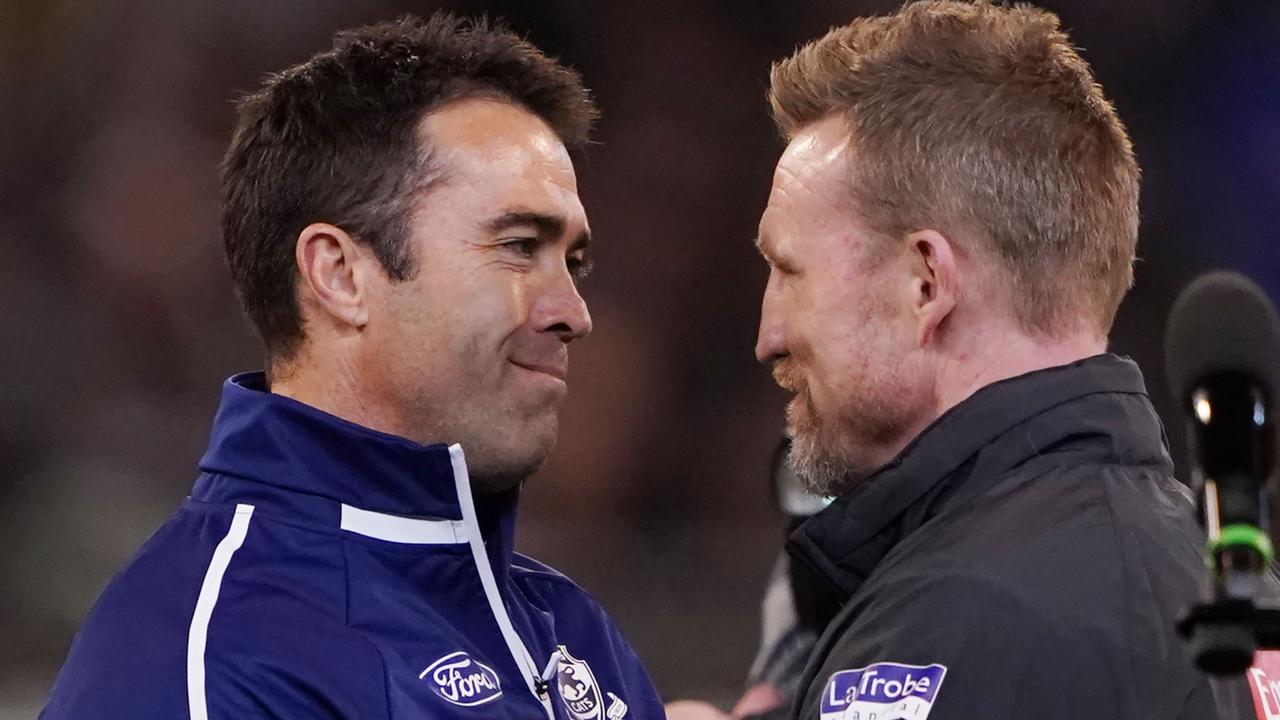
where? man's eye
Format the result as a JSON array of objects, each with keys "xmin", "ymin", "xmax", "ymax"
[
  {"xmin": 500, "ymin": 238, "xmax": 537, "ymax": 256},
  {"xmin": 568, "ymin": 255, "xmax": 594, "ymax": 282},
  {"xmin": 773, "ymin": 259, "xmax": 799, "ymax": 276}
]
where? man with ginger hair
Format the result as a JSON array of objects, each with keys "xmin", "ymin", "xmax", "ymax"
[{"xmin": 673, "ymin": 2, "xmax": 1248, "ymax": 719}]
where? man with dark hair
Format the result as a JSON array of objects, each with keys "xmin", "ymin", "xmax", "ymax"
[
  {"xmin": 675, "ymin": 2, "xmax": 1239, "ymax": 719},
  {"xmin": 41, "ymin": 14, "xmax": 662, "ymax": 720}
]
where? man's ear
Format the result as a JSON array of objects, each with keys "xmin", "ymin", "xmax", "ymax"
[
  {"xmin": 905, "ymin": 229, "xmax": 960, "ymax": 347},
  {"xmin": 294, "ymin": 223, "xmax": 372, "ymax": 332}
]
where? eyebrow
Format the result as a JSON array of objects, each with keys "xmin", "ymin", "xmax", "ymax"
[
  {"xmin": 754, "ymin": 234, "xmax": 775, "ymax": 261},
  {"xmin": 486, "ymin": 210, "xmax": 590, "ymax": 251}
]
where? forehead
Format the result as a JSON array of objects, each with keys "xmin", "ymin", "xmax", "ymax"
[
  {"xmin": 761, "ymin": 115, "xmax": 854, "ymax": 238},
  {"xmin": 417, "ymin": 97, "xmax": 583, "ymax": 219}
]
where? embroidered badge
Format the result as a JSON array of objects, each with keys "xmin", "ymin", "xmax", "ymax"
[
  {"xmin": 556, "ymin": 645, "xmax": 605, "ymax": 720},
  {"xmin": 820, "ymin": 661, "xmax": 947, "ymax": 720},
  {"xmin": 420, "ymin": 651, "xmax": 503, "ymax": 707}
]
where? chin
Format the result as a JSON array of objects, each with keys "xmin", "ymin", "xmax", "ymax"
[
  {"xmin": 469, "ymin": 451, "xmax": 549, "ymax": 494},
  {"xmin": 467, "ymin": 424, "xmax": 558, "ymax": 494},
  {"xmin": 785, "ymin": 395, "xmax": 868, "ymax": 497},
  {"xmin": 788, "ymin": 429, "xmax": 854, "ymax": 497}
]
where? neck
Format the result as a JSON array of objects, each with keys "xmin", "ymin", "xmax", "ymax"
[
  {"xmin": 269, "ymin": 350, "xmax": 422, "ymax": 445},
  {"xmin": 857, "ymin": 324, "xmax": 1105, "ymax": 477},
  {"xmin": 932, "ymin": 324, "xmax": 1107, "ymax": 421}
]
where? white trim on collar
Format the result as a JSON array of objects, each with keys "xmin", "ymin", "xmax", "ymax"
[
  {"xmin": 448, "ymin": 444, "xmax": 556, "ymax": 720},
  {"xmin": 339, "ymin": 503, "xmax": 467, "ymax": 544}
]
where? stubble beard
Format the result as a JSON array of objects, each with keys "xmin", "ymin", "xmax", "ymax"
[
  {"xmin": 785, "ymin": 395, "xmax": 853, "ymax": 497},
  {"xmin": 453, "ymin": 383, "xmax": 561, "ymax": 495},
  {"xmin": 401, "ymin": 356, "xmax": 561, "ymax": 495},
  {"xmin": 776, "ymin": 359, "xmax": 915, "ymax": 498}
]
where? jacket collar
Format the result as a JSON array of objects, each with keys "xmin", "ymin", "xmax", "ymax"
[
  {"xmin": 787, "ymin": 353, "xmax": 1173, "ymax": 616},
  {"xmin": 196, "ymin": 372, "xmax": 519, "ymax": 569}
]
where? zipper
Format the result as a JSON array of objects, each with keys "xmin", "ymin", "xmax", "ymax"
[
  {"xmin": 539, "ymin": 648, "xmax": 565, "ymax": 702},
  {"xmin": 448, "ymin": 445, "xmax": 556, "ymax": 720}
]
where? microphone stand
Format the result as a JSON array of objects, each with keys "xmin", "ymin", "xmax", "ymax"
[{"xmin": 1177, "ymin": 374, "xmax": 1279, "ymax": 675}]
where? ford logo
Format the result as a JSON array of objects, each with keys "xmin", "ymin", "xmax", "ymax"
[{"xmin": 420, "ymin": 651, "xmax": 503, "ymax": 707}]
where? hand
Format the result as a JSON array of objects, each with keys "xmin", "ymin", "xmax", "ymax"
[
  {"xmin": 731, "ymin": 683, "xmax": 784, "ymax": 717},
  {"xmin": 664, "ymin": 684, "xmax": 784, "ymax": 720},
  {"xmin": 664, "ymin": 700, "xmax": 734, "ymax": 720}
]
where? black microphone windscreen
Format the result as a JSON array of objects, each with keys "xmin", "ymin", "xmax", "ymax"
[{"xmin": 1165, "ymin": 270, "xmax": 1280, "ymax": 406}]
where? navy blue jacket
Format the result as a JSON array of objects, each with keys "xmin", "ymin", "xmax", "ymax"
[{"xmin": 42, "ymin": 373, "xmax": 663, "ymax": 720}]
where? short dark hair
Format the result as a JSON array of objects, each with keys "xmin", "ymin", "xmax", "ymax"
[
  {"xmin": 770, "ymin": 0, "xmax": 1139, "ymax": 338},
  {"xmin": 221, "ymin": 13, "xmax": 598, "ymax": 360}
]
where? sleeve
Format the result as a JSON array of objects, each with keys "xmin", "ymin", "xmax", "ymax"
[
  {"xmin": 601, "ymin": 621, "xmax": 666, "ymax": 720},
  {"xmin": 798, "ymin": 571, "xmax": 1128, "ymax": 720}
]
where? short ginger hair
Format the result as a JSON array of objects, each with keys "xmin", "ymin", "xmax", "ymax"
[{"xmin": 769, "ymin": 0, "xmax": 1139, "ymax": 337}]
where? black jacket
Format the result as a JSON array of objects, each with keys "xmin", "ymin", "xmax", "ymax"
[{"xmin": 786, "ymin": 354, "xmax": 1243, "ymax": 720}]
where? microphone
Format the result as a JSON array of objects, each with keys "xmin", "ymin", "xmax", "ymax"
[{"xmin": 1166, "ymin": 270, "xmax": 1280, "ymax": 673}]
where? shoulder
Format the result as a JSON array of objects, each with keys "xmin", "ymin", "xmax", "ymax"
[
  {"xmin": 43, "ymin": 503, "xmax": 379, "ymax": 719},
  {"xmin": 510, "ymin": 553, "xmax": 622, "ymax": 637},
  {"xmin": 165, "ymin": 501, "xmax": 388, "ymax": 713},
  {"xmin": 847, "ymin": 531, "xmax": 1141, "ymax": 680},
  {"xmin": 512, "ymin": 552, "xmax": 579, "ymax": 586},
  {"xmin": 1001, "ymin": 459, "xmax": 1206, "ymax": 617},
  {"xmin": 510, "ymin": 553, "xmax": 660, "ymax": 695},
  {"xmin": 511, "ymin": 552, "xmax": 612, "ymax": 619},
  {"xmin": 849, "ymin": 565, "xmax": 1062, "ymax": 649},
  {"xmin": 192, "ymin": 504, "xmax": 388, "ymax": 718},
  {"xmin": 821, "ymin": 567, "xmax": 1082, "ymax": 673},
  {"xmin": 915, "ymin": 457, "xmax": 1202, "ymax": 601}
]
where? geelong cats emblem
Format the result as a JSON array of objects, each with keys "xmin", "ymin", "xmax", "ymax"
[{"xmin": 556, "ymin": 646, "xmax": 604, "ymax": 720}]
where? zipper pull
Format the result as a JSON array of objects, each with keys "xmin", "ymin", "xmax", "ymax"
[{"xmin": 538, "ymin": 647, "xmax": 564, "ymax": 699}]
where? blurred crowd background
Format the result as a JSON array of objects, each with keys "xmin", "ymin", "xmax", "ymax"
[{"xmin": 3, "ymin": 0, "xmax": 1280, "ymax": 716}]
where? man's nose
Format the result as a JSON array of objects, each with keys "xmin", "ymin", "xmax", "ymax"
[
  {"xmin": 534, "ymin": 273, "xmax": 592, "ymax": 343},
  {"xmin": 755, "ymin": 273, "xmax": 786, "ymax": 363}
]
